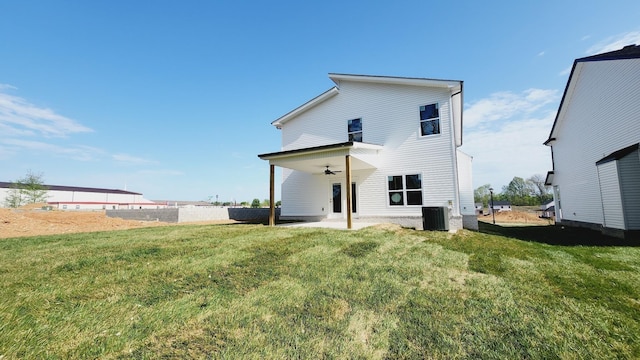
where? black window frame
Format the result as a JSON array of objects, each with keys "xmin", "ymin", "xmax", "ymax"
[
  {"xmin": 419, "ymin": 103, "xmax": 440, "ymax": 136},
  {"xmin": 387, "ymin": 174, "xmax": 423, "ymax": 206},
  {"xmin": 348, "ymin": 118, "xmax": 362, "ymax": 142}
]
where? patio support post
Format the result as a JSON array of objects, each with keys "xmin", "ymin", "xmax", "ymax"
[
  {"xmin": 345, "ymin": 155, "xmax": 352, "ymax": 229},
  {"xmin": 269, "ymin": 164, "xmax": 275, "ymax": 226}
]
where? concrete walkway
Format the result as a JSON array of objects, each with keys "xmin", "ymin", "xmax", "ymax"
[{"xmin": 277, "ymin": 221, "xmax": 380, "ymax": 230}]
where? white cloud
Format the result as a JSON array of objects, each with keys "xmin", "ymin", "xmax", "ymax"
[
  {"xmin": 558, "ymin": 66, "xmax": 572, "ymax": 77},
  {"xmin": 464, "ymin": 89, "xmax": 558, "ymax": 129},
  {"xmin": 462, "ymin": 89, "xmax": 559, "ymax": 190},
  {"xmin": 0, "ymin": 138, "xmax": 102, "ymax": 161},
  {"xmin": 586, "ymin": 30, "xmax": 640, "ymax": 55},
  {"xmin": 112, "ymin": 153, "xmax": 156, "ymax": 165},
  {"xmin": 537, "ymin": 51, "xmax": 545, "ymax": 57},
  {"xmin": 0, "ymin": 85, "xmax": 93, "ymax": 138},
  {"xmin": 463, "ymin": 115, "xmax": 556, "ymax": 190}
]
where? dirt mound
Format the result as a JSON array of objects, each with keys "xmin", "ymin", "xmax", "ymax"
[
  {"xmin": 478, "ymin": 209, "xmax": 552, "ymax": 225},
  {"xmin": 0, "ymin": 209, "xmax": 172, "ymax": 239}
]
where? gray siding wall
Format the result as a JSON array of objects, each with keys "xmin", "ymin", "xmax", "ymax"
[
  {"xmin": 619, "ymin": 150, "xmax": 640, "ymax": 229},
  {"xmin": 597, "ymin": 161, "xmax": 624, "ymax": 229}
]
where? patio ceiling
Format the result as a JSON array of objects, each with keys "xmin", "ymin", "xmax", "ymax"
[{"xmin": 258, "ymin": 141, "xmax": 382, "ymax": 174}]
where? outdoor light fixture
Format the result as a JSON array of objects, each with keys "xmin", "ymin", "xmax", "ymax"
[{"xmin": 489, "ymin": 187, "xmax": 495, "ymax": 225}]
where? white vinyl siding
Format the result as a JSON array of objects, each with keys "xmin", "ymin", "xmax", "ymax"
[
  {"xmin": 280, "ymin": 169, "xmax": 328, "ymax": 217},
  {"xmin": 279, "ymin": 80, "xmax": 458, "ymax": 218},
  {"xmin": 456, "ymin": 150, "xmax": 476, "ymax": 216},
  {"xmin": 549, "ymin": 58, "xmax": 640, "ymax": 226}
]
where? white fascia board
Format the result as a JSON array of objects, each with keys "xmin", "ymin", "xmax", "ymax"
[
  {"xmin": 329, "ymin": 73, "xmax": 462, "ymax": 92},
  {"xmin": 545, "ymin": 62, "xmax": 583, "ymax": 145},
  {"xmin": 271, "ymin": 87, "xmax": 339, "ymax": 128}
]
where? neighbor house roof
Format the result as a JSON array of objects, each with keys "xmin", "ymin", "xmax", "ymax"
[
  {"xmin": 544, "ymin": 45, "xmax": 640, "ymax": 145},
  {"xmin": 0, "ymin": 181, "xmax": 142, "ymax": 195}
]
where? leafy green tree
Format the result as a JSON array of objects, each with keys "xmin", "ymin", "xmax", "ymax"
[
  {"xmin": 527, "ymin": 174, "xmax": 553, "ymax": 204},
  {"xmin": 4, "ymin": 171, "xmax": 48, "ymax": 208},
  {"xmin": 502, "ymin": 176, "xmax": 538, "ymax": 205},
  {"xmin": 4, "ymin": 183, "xmax": 23, "ymax": 208},
  {"xmin": 474, "ymin": 184, "xmax": 492, "ymax": 207},
  {"xmin": 251, "ymin": 198, "xmax": 261, "ymax": 208},
  {"xmin": 275, "ymin": 200, "xmax": 282, "ymax": 208},
  {"xmin": 240, "ymin": 201, "xmax": 249, "ymax": 207},
  {"xmin": 261, "ymin": 199, "xmax": 270, "ymax": 207}
]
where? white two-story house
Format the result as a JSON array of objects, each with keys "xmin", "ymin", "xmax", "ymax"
[
  {"xmin": 544, "ymin": 45, "xmax": 640, "ymax": 240},
  {"xmin": 259, "ymin": 73, "xmax": 477, "ymax": 231}
]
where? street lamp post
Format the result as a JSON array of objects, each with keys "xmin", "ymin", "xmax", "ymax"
[{"xmin": 489, "ymin": 187, "xmax": 495, "ymax": 225}]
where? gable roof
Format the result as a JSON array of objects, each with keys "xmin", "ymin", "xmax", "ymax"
[
  {"xmin": 544, "ymin": 45, "xmax": 640, "ymax": 145},
  {"xmin": 0, "ymin": 181, "xmax": 142, "ymax": 195},
  {"xmin": 271, "ymin": 73, "xmax": 463, "ymax": 128}
]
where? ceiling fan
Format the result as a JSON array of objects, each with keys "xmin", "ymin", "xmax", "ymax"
[{"xmin": 324, "ymin": 166, "xmax": 342, "ymax": 175}]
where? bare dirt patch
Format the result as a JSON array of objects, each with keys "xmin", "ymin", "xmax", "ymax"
[
  {"xmin": 0, "ymin": 207, "xmax": 236, "ymax": 239},
  {"xmin": 477, "ymin": 209, "xmax": 553, "ymax": 226}
]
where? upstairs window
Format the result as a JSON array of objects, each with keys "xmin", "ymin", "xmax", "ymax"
[
  {"xmin": 388, "ymin": 174, "xmax": 423, "ymax": 206},
  {"xmin": 348, "ymin": 118, "xmax": 362, "ymax": 142},
  {"xmin": 420, "ymin": 103, "xmax": 440, "ymax": 136}
]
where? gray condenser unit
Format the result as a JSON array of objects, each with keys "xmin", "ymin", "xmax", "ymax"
[{"xmin": 422, "ymin": 207, "xmax": 449, "ymax": 231}]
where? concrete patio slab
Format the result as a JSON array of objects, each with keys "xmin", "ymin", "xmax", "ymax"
[{"xmin": 277, "ymin": 221, "xmax": 379, "ymax": 230}]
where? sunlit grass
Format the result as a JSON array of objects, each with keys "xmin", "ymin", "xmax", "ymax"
[{"xmin": 1, "ymin": 224, "xmax": 639, "ymax": 358}]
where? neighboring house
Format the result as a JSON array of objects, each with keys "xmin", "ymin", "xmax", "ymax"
[
  {"xmin": 537, "ymin": 200, "xmax": 555, "ymax": 219},
  {"xmin": 544, "ymin": 44, "xmax": 640, "ymax": 240},
  {"xmin": 0, "ymin": 182, "xmax": 161, "ymax": 210},
  {"xmin": 258, "ymin": 73, "xmax": 478, "ymax": 231},
  {"xmin": 490, "ymin": 201, "xmax": 512, "ymax": 212}
]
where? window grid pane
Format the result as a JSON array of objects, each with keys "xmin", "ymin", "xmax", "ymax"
[
  {"xmin": 406, "ymin": 191, "xmax": 423, "ymax": 205},
  {"xmin": 421, "ymin": 119, "xmax": 440, "ymax": 136},
  {"xmin": 389, "ymin": 192, "xmax": 404, "ymax": 206},
  {"xmin": 349, "ymin": 132, "xmax": 362, "ymax": 142},
  {"xmin": 405, "ymin": 174, "xmax": 422, "ymax": 189},
  {"xmin": 420, "ymin": 104, "xmax": 439, "ymax": 120},
  {"xmin": 388, "ymin": 176, "xmax": 403, "ymax": 190}
]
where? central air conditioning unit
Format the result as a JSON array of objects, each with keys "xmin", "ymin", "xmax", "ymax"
[{"xmin": 422, "ymin": 207, "xmax": 449, "ymax": 231}]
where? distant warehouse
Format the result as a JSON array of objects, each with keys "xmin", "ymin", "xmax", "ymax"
[{"xmin": 0, "ymin": 181, "xmax": 163, "ymax": 210}]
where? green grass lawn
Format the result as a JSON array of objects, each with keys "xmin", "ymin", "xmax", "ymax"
[{"xmin": 1, "ymin": 223, "xmax": 639, "ymax": 359}]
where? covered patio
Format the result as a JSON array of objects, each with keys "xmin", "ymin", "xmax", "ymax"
[{"xmin": 258, "ymin": 141, "xmax": 383, "ymax": 229}]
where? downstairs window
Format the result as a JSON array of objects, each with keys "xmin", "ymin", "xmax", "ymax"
[{"xmin": 388, "ymin": 174, "xmax": 423, "ymax": 206}]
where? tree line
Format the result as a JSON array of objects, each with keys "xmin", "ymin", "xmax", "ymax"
[{"xmin": 475, "ymin": 174, "xmax": 552, "ymax": 207}]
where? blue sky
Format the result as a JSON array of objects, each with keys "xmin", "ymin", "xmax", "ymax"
[{"xmin": 1, "ymin": 1, "xmax": 639, "ymax": 202}]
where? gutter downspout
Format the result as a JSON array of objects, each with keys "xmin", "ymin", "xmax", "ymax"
[{"xmin": 449, "ymin": 86, "xmax": 462, "ymax": 219}]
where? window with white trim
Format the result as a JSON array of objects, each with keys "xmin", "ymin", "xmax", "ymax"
[
  {"xmin": 419, "ymin": 103, "xmax": 440, "ymax": 136},
  {"xmin": 388, "ymin": 174, "xmax": 423, "ymax": 206},
  {"xmin": 348, "ymin": 118, "xmax": 362, "ymax": 142}
]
